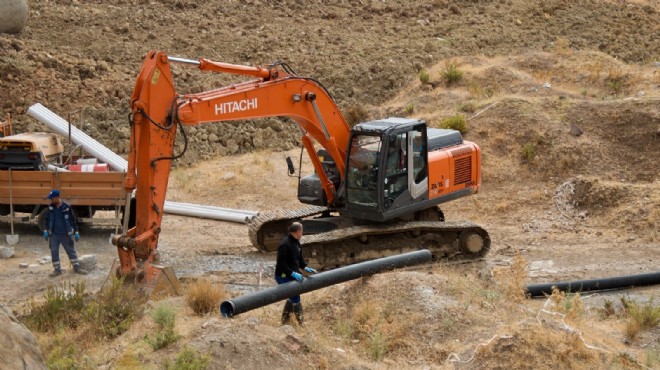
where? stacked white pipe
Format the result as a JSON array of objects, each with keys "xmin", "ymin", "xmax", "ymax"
[{"xmin": 27, "ymin": 103, "xmax": 257, "ymax": 224}]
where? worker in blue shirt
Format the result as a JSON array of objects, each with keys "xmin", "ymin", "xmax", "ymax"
[{"xmin": 43, "ymin": 189, "xmax": 87, "ymax": 277}]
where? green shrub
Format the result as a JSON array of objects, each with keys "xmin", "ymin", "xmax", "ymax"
[
  {"xmin": 368, "ymin": 330, "xmax": 388, "ymax": 361},
  {"xmin": 439, "ymin": 114, "xmax": 468, "ymax": 134},
  {"xmin": 86, "ymin": 277, "xmax": 145, "ymax": 339},
  {"xmin": 164, "ymin": 346, "xmax": 210, "ymax": 370},
  {"xmin": 405, "ymin": 103, "xmax": 414, "ymax": 115},
  {"xmin": 45, "ymin": 340, "xmax": 79, "ymax": 370},
  {"xmin": 24, "ymin": 281, "xmax": 87, "ymax": 332},
  {"xmin": 442, "ymin": 63, "xmax": 463, "ymax": 85},
  {"xmin": 147, "ymin": 304, "xmax": 180, "ymax": 350},
  {"xmin": 628, "ymin": 298, "xmax": 660, "ymax": 330},
  {"xmin": 520, "ymin": 143, "xmax": 536, "ymax": 162},
  {"xmin": 419, "ymin": 70, "xmax": 430, "ymax": 84}
]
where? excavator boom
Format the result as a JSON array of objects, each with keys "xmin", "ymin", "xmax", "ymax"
[{"xmin": 114, "ymin": 51, "xmax": 352, "ymax": 284}]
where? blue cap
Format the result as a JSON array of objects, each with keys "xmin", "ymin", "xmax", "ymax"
[{"xmin": 47, "ymin": 189, "xmax": 60, "ymax": 199}]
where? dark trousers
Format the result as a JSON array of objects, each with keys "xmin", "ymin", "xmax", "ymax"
[
  {"xmin": 275, "ymin": 275, "xmax": 301, "ymax": 303},
  {"xmin": 50, "ymin": 234, "xmax": 79, "ymax": 271}
]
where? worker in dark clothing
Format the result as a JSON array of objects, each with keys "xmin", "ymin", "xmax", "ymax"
[
  {"xmin": 274, "ymin": 222, "xmax": 317, "ymax": 325},
  {"xmin": 43, "ymin": 189, "xmax": 87, "ymax": 277}
]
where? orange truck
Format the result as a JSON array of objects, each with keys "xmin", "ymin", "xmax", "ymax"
[{"xmin": 0, "ymin": 114, "xmax": 127, "ymax": 230}]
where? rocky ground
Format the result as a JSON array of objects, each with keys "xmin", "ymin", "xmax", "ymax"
[{"xmin": 0, "ymin": 0, "xmax": 658, "ymax": 369}]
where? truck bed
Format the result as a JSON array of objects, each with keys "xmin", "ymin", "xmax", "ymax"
[{"xmin": 0, "ymin": 170, "xmax": 126, "ymax": 207}]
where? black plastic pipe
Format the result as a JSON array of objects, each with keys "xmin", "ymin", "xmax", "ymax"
[
  {"xmin": 220, "ymin": 249, "xmax": 432, "ymax": 317},
  {"xmin": 526, "ymin": 271, "xmax": 660, "ymax": 298}
]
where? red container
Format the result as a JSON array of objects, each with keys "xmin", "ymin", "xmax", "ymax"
[{"xmin": 66, "ymin": 163, "xmax": 110, "ymax": 172}]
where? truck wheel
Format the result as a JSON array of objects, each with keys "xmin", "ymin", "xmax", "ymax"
[
  {"xmin": 37, "ymin": 208, "xmax": 48, "ymax": 232},
  {"xmin": 0, "ymin": 204, "xmax": 9, "ymax": 216}
]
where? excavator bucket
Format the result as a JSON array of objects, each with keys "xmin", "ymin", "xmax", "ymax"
[{"xmin": 106, "ymin": 258, "xmax": 183, "ymax": 297}]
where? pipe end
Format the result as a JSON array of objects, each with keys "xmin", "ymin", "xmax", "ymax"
[{"xmin": 220, "ymin": 301, "xmax": 235, "ymax": 318}]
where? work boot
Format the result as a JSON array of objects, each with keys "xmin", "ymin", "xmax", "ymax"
[
  {"xmin": 74, "ymin": 266, "xmax": 88, "ymax": 275},
  {"xmin": 49, "ymin": 269, "xmax": 63, "ymax": 277},
  {"xmin": 281, "ymin": 300, "xmax": 294, "ymax": 325},
  {"xmin": 293, "ymin": 303, "xmax": 304, "ymax": 325}
]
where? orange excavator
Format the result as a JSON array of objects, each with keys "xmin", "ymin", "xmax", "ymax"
[{"xmin": 113, "ymin": 51, "xmax": 489, "ymax": 292}]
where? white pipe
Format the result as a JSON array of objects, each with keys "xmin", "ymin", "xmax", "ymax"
[
  {"xmin": 162, "ymin": 203, "xmax": 251, "ymax": 223},
  {"xmin": 27, "ymin": 103, "xmax": 258, "ymax": 224},
  {"xmin": 47, "ymin": 164, "xmax": 69, "ymax": 172},
  {"xmin": 27, "ymin": 103, "xmax": 127, "ymax": 171},
  {"xmin": 163, "ymin": 201, "xmax": 257, "ymax": 216}
]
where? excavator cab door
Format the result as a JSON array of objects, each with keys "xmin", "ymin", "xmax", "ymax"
[{"xmin": 381, "ymin": 125, "xmax": 428, "ymax": 212}]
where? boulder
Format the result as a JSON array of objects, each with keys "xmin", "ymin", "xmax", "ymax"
[
  {"xmin": 0, "ymin": 0, "xmax": 28, "ymax": 34},
  {"xmin": 78, "ymin": 254, "xmax": 97, "ymax": 271},
  {"xmin": 0, "ymin": 246, "xmax": 14, "ymax": 259},
  {"xmin": 0, "ymin": 305, "xmax": 46, "ymax": 369}
]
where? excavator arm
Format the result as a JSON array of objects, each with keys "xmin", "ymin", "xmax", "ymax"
[{"xmin": 114, "ymin": 51, "xmax": 351, "ymax": 279}]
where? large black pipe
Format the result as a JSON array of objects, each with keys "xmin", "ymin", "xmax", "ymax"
[
  {"xmin": 526, "ymin": 271, "xmax": 660, "ymax": 298},
  {"xmin": 220, "ymin": 249, "xmax": 432, "ymax": 317}
]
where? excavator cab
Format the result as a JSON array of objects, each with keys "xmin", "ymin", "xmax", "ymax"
[{"xmin": 343, "ymin": 118, "xmax": 429, "ymax": 221}]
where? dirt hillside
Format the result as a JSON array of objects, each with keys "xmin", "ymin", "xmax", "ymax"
[{"xmin": 0, "ymin": 0, "xmax": 658, "ymax": 369}]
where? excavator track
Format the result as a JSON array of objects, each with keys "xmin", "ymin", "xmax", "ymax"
[
  {"xmin": 248, "ymin": 205, "xmax": 328, "ymax": 252},
  {"xmin": 248, "ymin": 208, "xmax": 490, "ymax": 270}
]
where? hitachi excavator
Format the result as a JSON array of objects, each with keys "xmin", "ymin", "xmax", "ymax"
[{"xmin": 112, "ymin": 50, "xmax": 489, "ymax": 292}]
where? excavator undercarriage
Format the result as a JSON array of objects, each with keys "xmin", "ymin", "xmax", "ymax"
[{"xmin": 248, "ymin": 206, "xmax": 490, "ymax": 270}]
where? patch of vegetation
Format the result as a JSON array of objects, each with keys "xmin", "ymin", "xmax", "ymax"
[
  {"xmin": 606, "ymin": 69, "xmax": 627, "ymax": 95},
  {"xmin": 439, "ymin": 114, "xmax": 468, "ymax": 134},
  {"xmin": 405, "ymin": 103, "xmax": 414, "ymax": 115},
  {"xmin": 620, "ymin": 296, "xmax": 660, "ymax": 341},
  {"xmin": 87, "ymin": 277, "xmax": 146, "ymax": 339},
  {"xmin": 520, "ymin": 142, "xmax": 537, "ymax": 162},
  {"xmin": 186, "ymin": 279, "xmax": 226, "ymax": 315},
  {"xmin": 147, "ymin": 304, "xmax": 180, "ymax": 350},
  {"xmin": 164, "ymin": 346, "xmax": 210, "ymax": 370},
  {"xmin": 442, "ymin": 62, "xmax": 463, "ymax": 86},
  {"xmin": 22, "ymin": 278, "xmax": 145, "ymax": 369},
  {"xmin": 599, "ymin": 299, "xmax": 616, "ymax": 319},
  {"xmin": 43, "ymin": 335, "xmax": 81, "ymax": 370},
  {"xmin": 23, "ymin": 281, "xmax": 86, "ymax": 332},
  {"xmin": 494, "ymin": 252, "xmax": 527, "ymax": 303},
  {"xmin": 343, "ymin": 104, "xmax": 369, "ymax": 127},
  {"xmin": 549, "ymin": 288, "xmax": 584, "ymax": 321},
  {"xmin": 368, "ymin": 330, "xmax": 388, "ymax": 361},
  {"xmin": 458, "ymin": 100, "xmax": 478, "ymax": 113},
  {"xmin": 419, "ymin": 69, "xmax": 430, "ymax": 84}
]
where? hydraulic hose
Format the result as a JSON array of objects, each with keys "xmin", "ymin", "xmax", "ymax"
[
  {"xmin": 220, "ymin": 249, "xmax": 432, "ymax": 317},
  {"xmin": 526, "ymin": 271, "xmax": 660, "ymax": 298}
]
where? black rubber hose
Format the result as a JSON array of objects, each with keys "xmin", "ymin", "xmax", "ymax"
[
  {"xmin": 526, "ymin": 271, "xmax": 660, "ymax": 298},
  {"xmin": 220, "ymin": 249, "xmax": 432, "ymax": 317}
]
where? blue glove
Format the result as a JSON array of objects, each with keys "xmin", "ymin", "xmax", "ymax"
[
  {"xmin": 291, "ymin": 272, "xmax": 303, "ymax": 282},
  {"xmin": 304, "ymin": 267, "xmax": 318, "ymax": 274},
  {"xmin": 43, "ymin": 230, "xmax": 49, "ymax": 240},
  {"xmin": 74, "ymin": 232, "xmax": 80, "ymax": 242}
]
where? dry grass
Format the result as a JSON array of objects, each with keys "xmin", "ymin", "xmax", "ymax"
[
  {"xmin": 493, "ymin": 252, "xmax": 528, "ymax": 303},
  {"xmin": 549, "ymin": 287, "xmax": 585, "ymax": 322},
  {"xmin": 185, "ymin": 279, "xmax": 227, "ymax": 315}
]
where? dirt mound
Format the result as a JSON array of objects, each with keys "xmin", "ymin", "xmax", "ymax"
[{"xmin": 1, "ymin": 1, "xmax": 659, "ymax": 162}]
